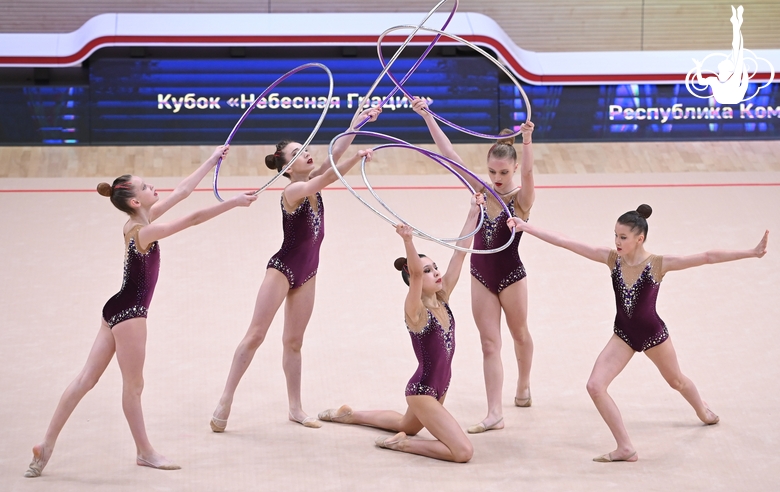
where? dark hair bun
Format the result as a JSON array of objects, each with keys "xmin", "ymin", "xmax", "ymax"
[
  {"xmin": 394, "ymin": 257, "xmax": 407, "ymax": 271},
  {"xmin": 636, "ymin": 204, "xmax": 652, "ymax": 219},
  {"xmin": 264, "ymin": 154, "xmax": 277, "ymax": 170},
  {"xmin": 496, "ymin": 128, "xmax": 515, "ymax": 146},
  {"xmin": 97, "ymin": 182, "xmax": 112, "ymax": 197}
]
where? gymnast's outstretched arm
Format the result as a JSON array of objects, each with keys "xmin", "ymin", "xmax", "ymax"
[
  {"xmin": 442, "ymin": 193, "xmax": 484, "ymax": 295},
  {"xmin": 506, "ymin": 217, "xmax": 611, "ymax": 265},
  {"xmin": 284, "ymin": 149, "xmax": 374, "ymax": 204},
  {"xmin": 411, "ymin": 96, "xmax": 482, "ymax": 192},
  {"xmin": 310, "ymin": 107, "xmax": 381, "ymax": 178},
  {"xmin": 139, "ymin": 193, "xmax": 256, "ymax": 248},
  {"xmin": 515, "ymin": 122, "xmax": 536, "ymax": 215},
  {"xmin": 661, "ymin": 230, "xmax": 768, "ymax": 275},
  {"xmin": 397, "ymin": 224, "xmax": 427, "ymax": 329},
  {"xmin": 150, "ymin": 145, "xmax": 228, "ymax": 222}
]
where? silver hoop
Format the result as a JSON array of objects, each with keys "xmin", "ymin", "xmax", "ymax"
[
  {"xmin": 329, "ymin": 130, "xmax": 516, "ymax": 255},
  {"xmin": 361, "ymin": 143, "xmax": 484, "ymax": 243},
  {"xmin": 212, "ymin": 63, "xmax": 334, "ymax": 201},
  {"xmin": 350, "ymin": 0, "xmax": 457, "ymax": 129},
  {"xmin": 377, "ymin": 24, "xmax": 532, "ymax": 137}
]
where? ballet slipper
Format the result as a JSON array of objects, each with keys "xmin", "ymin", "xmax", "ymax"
[
  {"xmin": 514, "ymin": 392, "xmax": 532, "ymax": 407},
  {"xmin": 375, "ymin": 432, "xmax": 408, "ymax": 451},
  {"xmin": 210, "ymin": 415, "xmax": 228, "ymax": 433},
  {"xmin": 318, "ymin": 405, "xmax": 353, "ymax": 423},
  {"xmin": 136, "ymin": 456, "xmax": 181, "ymax": 470},
  {"xmin": 593, "ymin": 451, "xmax": 638, "ymax": 463},
  {"xmin": 701, "ymin": 401, "xmax": 720, "ymax": 425},
  {"xmin": 704, "ymin": 412, "xmax": 720, "ymax": 425},
  {"xmin": 23, "ymin": 444, "xmax": 49, "ymax": 478},
  {"xmin": 467, "ymin": 417, "xmax": 504, "ymax": 434},
  {"xmin": 289, "ymin": 412, "xmax": 322, "ymax": 428}
]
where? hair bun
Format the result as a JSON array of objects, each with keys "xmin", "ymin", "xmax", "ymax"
[
  {"xmin": 97, "ymin": 182, "xmax": 112, "ymax": 197},
  {"xmin": 496, "ymin": 128, "xmax": 515, "ymax": 146},
  {"xmin": 264, "ymin": 154, "xmax": 277, "ymax": 171},
  {"xmin": 636, "ymin": 204, "xmax": 652, "ymax": 219},
  {"xmin": 393, "ymin": 257, "xmax": 407, "ymax": 271}
]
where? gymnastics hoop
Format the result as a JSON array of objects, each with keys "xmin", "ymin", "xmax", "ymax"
[
  {"xmin": 361, "ymin": 142, "xmax": 483, "ymax": 243},
  {"xmin": 328, "ymin": 130, "xmax": 516, "ymax": 254},
  {"xmin": 212, "ymin": 63, "xmax": 334, "ymax": 202},
  {"xmin": 376, "ymin": 24, "xmax": 532, "ymax": 138},
  {"xmin": 352, "ymin": 0, "xmax": 458, "ymax": 130}
]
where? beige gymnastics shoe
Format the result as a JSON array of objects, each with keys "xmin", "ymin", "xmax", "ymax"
[
  {"xmin": 592, "ymin": 451, "xmax": 638, "ymax": 463},
  {"xmin": 318, "ymin": 405, "xmax": 353, "ymax": 423},
  {"xmin": 467, "ymin": 417, "xmax": 504, "ymax": 434}
]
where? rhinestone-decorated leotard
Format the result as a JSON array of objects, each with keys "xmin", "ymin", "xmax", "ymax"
[
  {"xmin": 102, "ymin": 224, "xmax": 160, "ymax": 328},
  {"xmin": 470, "ymin": 190, "xmax": 527, "ymax": 294},
  {"xmin": 405, "ymin": 292, "xmax": 455, "ymax": 401},
  {"xmin": 608, "ymin": 250, "xmax": 669, "ymax": 352},
  {"xmin": 267, "ymin": 192, "xmax": 324, "ymax": 289}
]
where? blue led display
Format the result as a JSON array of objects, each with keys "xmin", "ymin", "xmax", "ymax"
[
  {"xmin": 2, "ymin": 57, "xmax": 778, "ymax": 145},
  {"xmin": 88, "ymin": 57, "xmax": 500, "ymax": 144}
]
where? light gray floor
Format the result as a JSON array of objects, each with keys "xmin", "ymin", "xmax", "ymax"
[{"xmin": 2, "ymin": 172, "xmax": 779, "ymax": 491}]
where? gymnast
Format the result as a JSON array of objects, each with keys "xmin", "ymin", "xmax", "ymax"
[
  {"xmin": 210, "ymin": 107, "xmax": 380, "ymax": 431},
  {"xmin": 317, "ymin": 193, "xmax": 484, "ymax": 463},
  {"xmin": 412, "ymin": 97, "xmax": 537, "ymax": 433},
  {"xmin": 507, "ymin": 205, "xmax": 769, "ymax": 462},
  {"xmin": 24, "ymin": 146, "xmax": 257, "ymax": 477}
]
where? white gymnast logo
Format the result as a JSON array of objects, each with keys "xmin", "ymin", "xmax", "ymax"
[{"xmin": 684, "ymin": 5, "xmax": 774, "ymax": 104}]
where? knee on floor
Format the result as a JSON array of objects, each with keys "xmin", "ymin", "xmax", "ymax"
[{"xmin": 452, "ymin": 442, "xmax": 474, "ymax": 463}]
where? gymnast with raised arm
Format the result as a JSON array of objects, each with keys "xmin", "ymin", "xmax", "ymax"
[
  {"xmin": 210, "ymin": 107, "xmax": 380, "ymax": 431},
  {"xmin": 24, "ymin": 146, "xmax": 257, "ymax": 477},
  {"xmin": 317, "ymin": 193, "xmax": 484, "ymax": 463},
  {"xmin": 507, "ymin": 205, "xmax": 769, "ymax": 462},
  {"xmin": 412, "ymin": 96, "xmax": 536, "ymax": 433}
]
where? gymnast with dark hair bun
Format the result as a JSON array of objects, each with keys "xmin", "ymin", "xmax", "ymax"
[
  {"xmin": 24, "ymin": 146, "xmax": 257, "ymax": 477},
  {"xmin": 507, "ymin": 205, "xmax": 769, "ymax": 463},
  {"xmin": 210, "ymin": 107, "xmax": 381, "ymax": 431},
  {"xmin": 317, "ymin": 193, "xmax": 484, "ymax": 463}
]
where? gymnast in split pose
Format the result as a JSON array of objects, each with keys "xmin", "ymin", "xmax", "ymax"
[
  {"xmin": 24, "ymin": 146, "xmax": 257, "ymax": 477},
  {"xmin": 507, "ymin": 205, "xmax": 769, "ymax": 462},
  {"xmin": 412, "ymin": 97, "xmax": 536, "ymax": 433},
  {"xmin": 317, "ymin": 193, "xmax": 484, "ymax": 463},
  {"xmin": 210, "ymin": 107, "xmax": 380, "ymax": 431}
]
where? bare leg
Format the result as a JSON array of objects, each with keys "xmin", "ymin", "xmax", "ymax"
[
  {"xmin": 470, "ymin": 277, "xmax": 505, "ymax": 430},
  {"xmin": 25, "ymin": 321, "xmax": 116, "ymax": 477},
  {"xmin": 586, "ymin": 335, "xmax": 638, "ymax": 462},
  {"xmin": 499, "ymin": 278, "xmax": 533, "ymax": 405},
  {"xmin": 320, "ymin": 404, "xmax": 425, "ymax": 436},
  {"xmin": 212, "ymin": 269, "xmax": 289, "ymax": 427},
  {"xmin": 112, "ymin": 318, "xmax": 178, "ymax": 469},
  {"xmin": 377, "ymin": 395, "xmax": 473, "ymax": 463},
  {"xmin": 644, "ymin": 338, "xmax": 718, "ymax": 424},
  {"xmin": 282, "ymin": 277, "xmax": 319, "ymax": 427}
]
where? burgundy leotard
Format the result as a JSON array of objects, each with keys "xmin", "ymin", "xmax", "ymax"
[
  {"xmin": 102, "ymin": 225, "xmax": 160, "ymax": 328},
  {"xmin": 608, "ymin": 250, "xmax": 669, "ymax": 352},
  {"xmin": 470, "ymin": 192, "xmax": 526, "ymax": 294},
  {"xmin": 267, "ymin": 192, "xmax": 324, "ymax": 289},
  {"xmin": 405, "ymin": 292, "xmax": 455, "ymax": 401}
]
